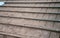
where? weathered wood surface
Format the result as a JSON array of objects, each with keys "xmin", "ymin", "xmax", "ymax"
[{"xmin": 0, "ymin": 0, "xmax": 60, "ymax": 38}]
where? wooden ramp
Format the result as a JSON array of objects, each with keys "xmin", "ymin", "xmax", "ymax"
[{"xmin": 0, "ymin": 0, "xmax": 60, "ymax": 38}]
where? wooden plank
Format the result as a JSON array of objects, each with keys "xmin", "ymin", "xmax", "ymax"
[
  {"xmin": 0, "ymin": 0, "xmax": 60, "ymax": 38},
  {"xmin": 0, "ymin": 17, "xmax": 60, "ymax": 32},
  {"xmin": 0, "ymin": 17, "xmax": 47, "ymax": 28},
  {"xmin": 0, "ymin": 11, "xmax": 57, "ymax": 20},
  {"xmin": 4, "ymin": 3, "xmax": 60, "ymax": 7},
  {"xmin": 0, "ymin": 10, "xmax": 60, "ymax": 14},
  {"xmin": 0, "ymin": 15, "xmax": 60, "ymax": 22},
  {"xmin": 0, "ymin": 7, "xmax": 59, "ymax": 13}
]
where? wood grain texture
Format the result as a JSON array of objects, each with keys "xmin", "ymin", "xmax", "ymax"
[{"xmin": 0, "ymin": 0, "xmax": 60, "ymax": 38}]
